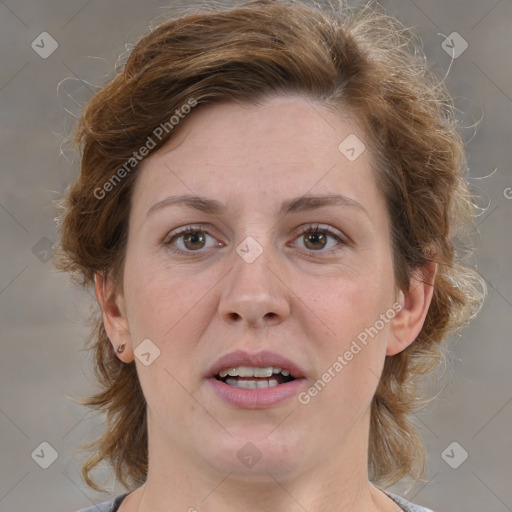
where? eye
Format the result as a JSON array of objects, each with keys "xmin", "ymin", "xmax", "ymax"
[
  {"xmin": 163, "ymin": 225, "xmax": 222, "ymax": 255},
  {"xmin": 163, "ymin": 223, "xmax": 347, "ymax": 257},
  {"xmin": 292, "ymin": 224, "xmax": 347, "ymax": 255}
]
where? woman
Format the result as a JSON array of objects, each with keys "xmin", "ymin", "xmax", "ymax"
[{"xmin": 56, "ymin": 1, "xmax": 485, "ymax": 511}]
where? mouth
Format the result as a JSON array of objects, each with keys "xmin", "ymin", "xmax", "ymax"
[
  {"xmin": 206, "ymin": 350, "xmax": 307, "ymax": 409},
  {"xmin": 214, "ymin": 365, "xmax": 296, "ymax": 389}
]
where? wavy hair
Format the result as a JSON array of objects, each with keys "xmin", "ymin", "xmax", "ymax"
[{"xmin": 55, "ymin": 0, "xmax": 485, "ymax": 492}]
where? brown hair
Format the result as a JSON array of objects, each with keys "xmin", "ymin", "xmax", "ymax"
[{"xmin": 55, "ymin": 0, "xmax": 485, "ymax": 492}]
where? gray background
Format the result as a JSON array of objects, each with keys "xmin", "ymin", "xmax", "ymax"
[{"xmin": 0, "ymin": 1, "xmax": 511, "ymax": 511}]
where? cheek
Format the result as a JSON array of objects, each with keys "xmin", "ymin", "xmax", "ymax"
[
  {"xmin": 122, "ymin": 256, "xmax": 206, "ymax": 421},
  {"xmin": 122, "ymin": 252, "xmax": 224, "ymax": 369},
  {"xmin": 312, "ymin": 267, "xmax": 395, "ymax": 346},
  {"xmin": 303, "ymin": 279, "xmax": 395, "ymax": 435},
  {"xmin": 305, "ymin": 253, "xmax": 396, "ymax": 397},
  {"xmin": 123, "ymin": 258, "xmax": 167, "ymax": 338}
]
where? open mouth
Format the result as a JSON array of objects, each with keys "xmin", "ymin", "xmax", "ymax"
[
  {"xmin": 214, "ymin": 366, "xmax": 296, "ymax": 389},
  {"xmin": 207, "ymin": 354, "xmax": 306, "ymax": 408}
]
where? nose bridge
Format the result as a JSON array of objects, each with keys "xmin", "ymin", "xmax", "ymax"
[{"xmin": 218, "ymin": 232, "xmax": 290, "ymax": 327}]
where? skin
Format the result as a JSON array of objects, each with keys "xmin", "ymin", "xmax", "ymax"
[{"xmin": 96, "ymin": 94, "xmax": 435, "ymax": 512}]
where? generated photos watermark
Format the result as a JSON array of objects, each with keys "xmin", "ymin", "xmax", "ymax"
[
  {"xmin": 93, "ymin": 97, "xmax": 198, "ymax": 200},
  {"xmin": 298, "ymin": 300, "xmax": 402, "ymax": 405}
]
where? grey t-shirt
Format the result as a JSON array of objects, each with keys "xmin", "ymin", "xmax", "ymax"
[{"xmin": 77, "ymin": 491, "xmax": 434, "ymax": 511}]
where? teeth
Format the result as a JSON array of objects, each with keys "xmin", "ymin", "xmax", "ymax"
[
  {"xmin": 218, "ymin": 366, "xmax": 289, "ymax": 378},
  {"xmin": 225, "ymin": 377, "xmax": 280, "ymax": 389},
  {"xmin": 254, "ymin": 367, "xmax": 273, "ymax": 378}
]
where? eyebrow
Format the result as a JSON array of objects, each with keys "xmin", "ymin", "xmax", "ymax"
[{"xmin": 146, "ymin": 193, "xmax": 369, "ymax": 218}]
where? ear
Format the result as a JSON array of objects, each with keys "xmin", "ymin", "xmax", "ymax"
[
  {"xmin": 94, "ymin": 272, "xmax": 135, "ymax": 363},
  {"xmin": 386, "ymin": 261, "xmax": 437, "ymax": 356}
]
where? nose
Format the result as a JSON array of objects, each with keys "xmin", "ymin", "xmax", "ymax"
[{"xmin": 217, "ymin": 241, "xmax": 291, "ymax": 329}]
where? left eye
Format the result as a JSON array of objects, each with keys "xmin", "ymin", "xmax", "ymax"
[{"xmin": 292, "ymin": 224, "xmax": 345, "ymax": 253}]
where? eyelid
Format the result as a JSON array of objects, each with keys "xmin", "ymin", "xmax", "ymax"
[
  {"xmin": 293, "ymin": 223, "xmax": 347, "ymax": 243},
  {"xmin": 161, "ymin": 224, "xmax": 211, "ymax": 245}
]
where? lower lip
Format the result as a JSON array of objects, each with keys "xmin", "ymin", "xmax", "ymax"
[{"xmin": 207, "ymin": 377, "xmax": 305, "ymax": 409}]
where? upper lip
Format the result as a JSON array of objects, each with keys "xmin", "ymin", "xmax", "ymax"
[{"xmin": 207, "ymin": 350, "xmax": 307, "ymax": 379}]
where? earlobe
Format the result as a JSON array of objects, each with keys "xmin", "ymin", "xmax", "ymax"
[
  {"xmin": 94, "ymin": 272, "xmax": 134, "ymax": 363},
  {"xmin": 386, "ymin": 262, "xmax": 437, "ymax": 356}
]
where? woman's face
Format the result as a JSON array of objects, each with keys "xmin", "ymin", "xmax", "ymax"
[{"xmin": 107, "ymin": 94, "xmax": 411, "ymax": 480}]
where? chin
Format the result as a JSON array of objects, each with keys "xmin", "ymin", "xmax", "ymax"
[{"xmin": 198, "ymin": 430, "xmax": 305, "ymax": 480}]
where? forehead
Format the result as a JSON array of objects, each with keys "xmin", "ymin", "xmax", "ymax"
[{"xmin": 131, "ymin": 95, "xmax": 383, "ymax": 220}]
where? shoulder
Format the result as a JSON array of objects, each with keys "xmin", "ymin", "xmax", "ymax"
[
  {"xmin": 76, "ymin": 493, "xmax": 129, "ymax": 512},
  {"xmin": 384, "ymin": 490, "xmax": 435, "ymax": 512}
]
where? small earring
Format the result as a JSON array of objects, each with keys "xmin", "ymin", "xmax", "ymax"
[{"xmin": 117, "ymin": 344, "xmax": 125, "ymax": 354}]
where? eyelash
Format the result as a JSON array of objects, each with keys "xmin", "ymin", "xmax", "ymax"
[{"xmin": 163, "ymin": 224, "xmax": 348, "ymax": 257}]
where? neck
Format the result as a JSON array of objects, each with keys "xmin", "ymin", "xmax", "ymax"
[{"xmin": 130, "ymin": 408, "xmax": 390, "ymax": 512}]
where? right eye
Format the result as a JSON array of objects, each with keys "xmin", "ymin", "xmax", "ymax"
[{"xmin": 163, "ymin": 225, "xmax": 223, "ymax": 255}]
